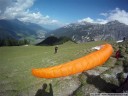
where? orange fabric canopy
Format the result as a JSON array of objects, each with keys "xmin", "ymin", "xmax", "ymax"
[{"xmin": 32, "ymin": 44, "xmax": 113, "ymax": 79}]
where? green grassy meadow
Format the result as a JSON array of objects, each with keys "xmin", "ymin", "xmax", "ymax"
[{"xmin": 0, "ymin": 41, "xmax": 105, "ymax": 96}]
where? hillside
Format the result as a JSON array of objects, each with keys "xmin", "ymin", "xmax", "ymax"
[
  {"xmin": 37, "ymin": 36, "xmax": 72, "ymax": 46},
  {"xmin": 0, "ymin": 19, "xmax": 47, "ymax": 42},
  {"xmin": 46, "ymin": 20, "xmax": 128, "ymax": 43},
  {"xmin": 0, "ymin": 41, "xmax": 128, "ymax": 96}
]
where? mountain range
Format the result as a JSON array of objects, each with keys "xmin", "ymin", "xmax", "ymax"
[
  {"xmin": 0, "ymin": 19, "xmax": 47, "ymax": 42},
  {"xmin": 46, "ymin": 20, "xmax": 128, "ymax": 43},
  {"xmin": 0, "ymin": 19, "xmax": 128, "ymax": 44}
]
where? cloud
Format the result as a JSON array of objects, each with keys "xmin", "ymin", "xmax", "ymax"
[
  {"xmin": 0, "ymin": 0, "xmax": 12, "ymax": 15},
  {"xmin": 78, "ymin": 8, "xmax": 128, "ymax": 25},
  {"xmin": 78, "ymin": 17, "xmax": 94, "ymax": 23},
  {"xmin": 0, "ymin": 0, "xmax": 62, "ymax": 28},
  {"xmin": 100, "ymin": 13, "xmax": 108, "ymax": 17},
  {"xmin": 106, "ymin": 8, "xmax": 128, "ymax": 25},
  {"xmin": 78, "ymin": 17, "xmax": 107, "ymax": 24},
  {"xmin": 0, "ymin": 0, "xmax": 35, "ymax": 19},
  {"xmin": 96, "ymin": 19, "xmax": 108, "ymax": 24}
]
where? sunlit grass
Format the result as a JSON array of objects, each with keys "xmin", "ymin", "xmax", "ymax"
[{"xmin": 0, "ymin": 41, "xmax": 105, "ymax": 96}]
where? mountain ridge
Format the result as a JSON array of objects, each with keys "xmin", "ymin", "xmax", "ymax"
[
  {"xmin": 0, "ymin": 19, "xmax": 48, "ymax": 42},
  {"xmin": 1, "ymin": 19, "xmax": 128, "ymax": 44},
  {"xmin": 46, "ymin": 20, "xmax": 128, "ymax": 43}
]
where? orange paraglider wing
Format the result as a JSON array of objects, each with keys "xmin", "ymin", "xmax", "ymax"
[{"xmin": 32, "ymin": 44, "xmax": 113, "ymax": 78}]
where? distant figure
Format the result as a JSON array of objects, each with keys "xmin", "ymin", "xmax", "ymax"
[
  {"xmin": 123, "ymin": 37, "xmax": 126, "ymax": 41},
  {"xmin": 54, "ymin": 45, "xmax": 58, "ymax": 54},
  {"xmin": 115, "ymin": 49, "xmax": 121, "ymax": 59},
  {"xmin": 35, "ymin": 83, "xmax": 53, "ymax": 96}
]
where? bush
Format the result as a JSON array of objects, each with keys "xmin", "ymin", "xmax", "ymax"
[{"xmin": 0, "ymin": 38, "xmax": 29, "ymax": 46}]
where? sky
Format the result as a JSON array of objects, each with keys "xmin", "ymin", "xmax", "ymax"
[{"xmin": 0, "ymin": 0, "xmax": 128, "ymax": 29}]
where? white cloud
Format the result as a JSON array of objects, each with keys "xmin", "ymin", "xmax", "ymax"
[
  {"xmin": 100, "ymin": 13, "xmax": 108, "ymax": 17},
  {"xmin": 78, "ymin": 17, "xmax": 94, "ymax": 23},
  {"xmin": 96, "ymin": 19, "xmax": 108, "ymax": 24},
  {"xmin": 0, "ymin": 0, "xmax": 35, "ymax": 19},
  {"xmin": 78, "ymin": 17, "xmax": 107, "ymax": 24},
  {"xmin": 106, "ymin": 8, "xmax": 128, "ymax": 25},
  {"xmin": 0, "ymin": 0, "xmax": 62, "ymax": 28},
  {"xmin": 0, "ymin": 0, "xmax": 12, "ymax": 15},
  {"xmin": 78, "ymin": 8, "xmax": 128, "ymax": 25}
]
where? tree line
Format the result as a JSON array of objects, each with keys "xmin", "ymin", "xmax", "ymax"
[{"xmin": 0, "ymin": 38, "xmax": 30, "ymax": 46}]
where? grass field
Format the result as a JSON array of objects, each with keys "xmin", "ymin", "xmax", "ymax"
[{"xmin": 0, "ymin": 41, "xmax": 105, "ymax": 96}]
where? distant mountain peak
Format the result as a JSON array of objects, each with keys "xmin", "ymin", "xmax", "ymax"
[
  {"xmin": 106, "ymin": 20, "xmax": 123, "ymax": 25},
  {"xmin": 46, "ymin": 19, "xmax": 128, "ymax": 42}
]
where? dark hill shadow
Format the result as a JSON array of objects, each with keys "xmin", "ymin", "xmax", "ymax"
[
  {"xmin": 36, "ymin": 36, "xmax": 74, "ymax": 46},
  {"xmin": 85, "ymin": 73, "xmax": 118, "ymax": 93},
  {"xmin": 116, "ymin": 75, "xmax": 128, "ymax": 93},
  {"xmin": 35, "ymin": 83, "xmax": 53, "ymax": 96}
]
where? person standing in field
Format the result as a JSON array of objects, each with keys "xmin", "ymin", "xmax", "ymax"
[
  {"xmin": 54, "ymin": 45, "xmax": 58, "ymax": 54},
  {"xmin": 115, "ymin": 49, "xmax": 121, "ymax": 59},
  {"xmin": 123, "ymin": 36, "xmax": 126, "ymax": 42}
]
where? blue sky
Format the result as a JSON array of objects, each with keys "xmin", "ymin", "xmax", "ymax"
[
  {"xmin": 32, "ymin": 0, "xmax": 128, "ymax": 23},
  {"xmin": 0, "ymin": 0, "xmax": 128, "ymax": 29}
]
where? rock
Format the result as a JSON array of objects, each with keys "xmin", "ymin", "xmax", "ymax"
[
  {"xmin": 54, "ymin": 76, "xmax": 81, "ymax": 96},
  {"xmin": 86, "ymin": 67, "xmax": 109, "ymax": 76}
]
